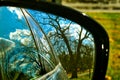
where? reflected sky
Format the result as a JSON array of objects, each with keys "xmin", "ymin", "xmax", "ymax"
[
  {"xmin": 0, "ymin": 7, "xmax": 84, "ymax": 40},
  {"xmin": 0, "ymin": 7, "xmax": 27, "ymax": 38},
  {"xmin": 0, "ymin": 7, "xmax": 94, "ymax": 52}
]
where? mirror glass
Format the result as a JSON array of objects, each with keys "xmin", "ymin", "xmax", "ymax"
[{"xmin": 0, "ymin": 6, "xmax": 95, "ymax": 80}]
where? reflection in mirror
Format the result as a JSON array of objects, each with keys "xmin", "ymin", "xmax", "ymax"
[{"xmin": 0, "ymin": 6, "xmax": 95, "ymax": 80}]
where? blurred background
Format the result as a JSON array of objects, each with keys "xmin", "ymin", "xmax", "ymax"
[{"xmin": 46, "ymin": 0, "xmax": 120, "ymax": 80}]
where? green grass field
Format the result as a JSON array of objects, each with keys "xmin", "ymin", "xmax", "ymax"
[{"xmin": 86, "ymin": 12, "xmax": 120, "ymax": 80}]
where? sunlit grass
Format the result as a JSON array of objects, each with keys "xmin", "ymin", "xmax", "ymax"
[
  {"xmin": 67, "ymin": 70, "xmax": 93, "ymax": 80},
  {"xmin": 86, "ymin": 12, "xmax": 120, "ymax": 80},
  {"xmin": 68, "ymin": 73, "xmax": 91, "ymax": 80}
]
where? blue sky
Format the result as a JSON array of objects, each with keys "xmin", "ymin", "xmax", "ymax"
[
  {"xmin": 0, "ymin": 7, "xmax": 27, "ymax": 38},
  {"xmin": 0, "ymin": 6, "xmax": 94, "ymax": 47}
]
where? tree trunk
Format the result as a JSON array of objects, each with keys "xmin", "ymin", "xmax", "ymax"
[
  {"xmin": 71, "ymin": 66, "xmax": 78, "ymax": 78},
  {"xmin": 70, "ymin": 56, "xmax": 78, "ymax": 78}
]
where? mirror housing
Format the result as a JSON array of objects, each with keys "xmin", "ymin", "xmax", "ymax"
[{"xmin": 0, "ymin": 0, "xmax": 109, "ymax": 80}]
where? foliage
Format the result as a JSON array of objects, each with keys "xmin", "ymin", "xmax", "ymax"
[{"xmin": 63, "ymin": 0, "xmax": 110, "ymax": 3}]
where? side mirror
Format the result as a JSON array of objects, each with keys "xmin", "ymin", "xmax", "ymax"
[{"xmin": 0, "ymin": 0, "xmax": 109, "ymax": 80}]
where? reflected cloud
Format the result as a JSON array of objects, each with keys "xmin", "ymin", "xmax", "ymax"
[{"xmin": 7, "ymin": 7, "xmax": 23, "ymax": 19}]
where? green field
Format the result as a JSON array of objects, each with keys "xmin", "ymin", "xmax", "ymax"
[{"xmin": 86, "ymin": 12, "xmax": 120, "ymax": 80}]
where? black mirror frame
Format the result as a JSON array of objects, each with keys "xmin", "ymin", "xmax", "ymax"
[{"xmin": 0, "ymin": 0, "xmax": 109, "ymax": 80}]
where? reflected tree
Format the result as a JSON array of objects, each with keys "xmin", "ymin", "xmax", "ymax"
[{"xmin": 28, "ymin": 10, "xmax": 94, "ymax": 78}]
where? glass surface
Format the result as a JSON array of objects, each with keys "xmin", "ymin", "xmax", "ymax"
[{"xmin": 0, "ymin": 6, "xmax": 95, "ymax": 80}]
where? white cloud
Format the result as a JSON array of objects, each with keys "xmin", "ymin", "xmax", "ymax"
[
  {"xmin": 60, "ymin": 23, "xmax": 86, "ymax": 39},
  {"xmin": 9, "ymin": 29, "xmax": 35, "ymax": 47},
  {"xmin": 7, "ymin": 7, "xmax": 23, "ymax": 19}
]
